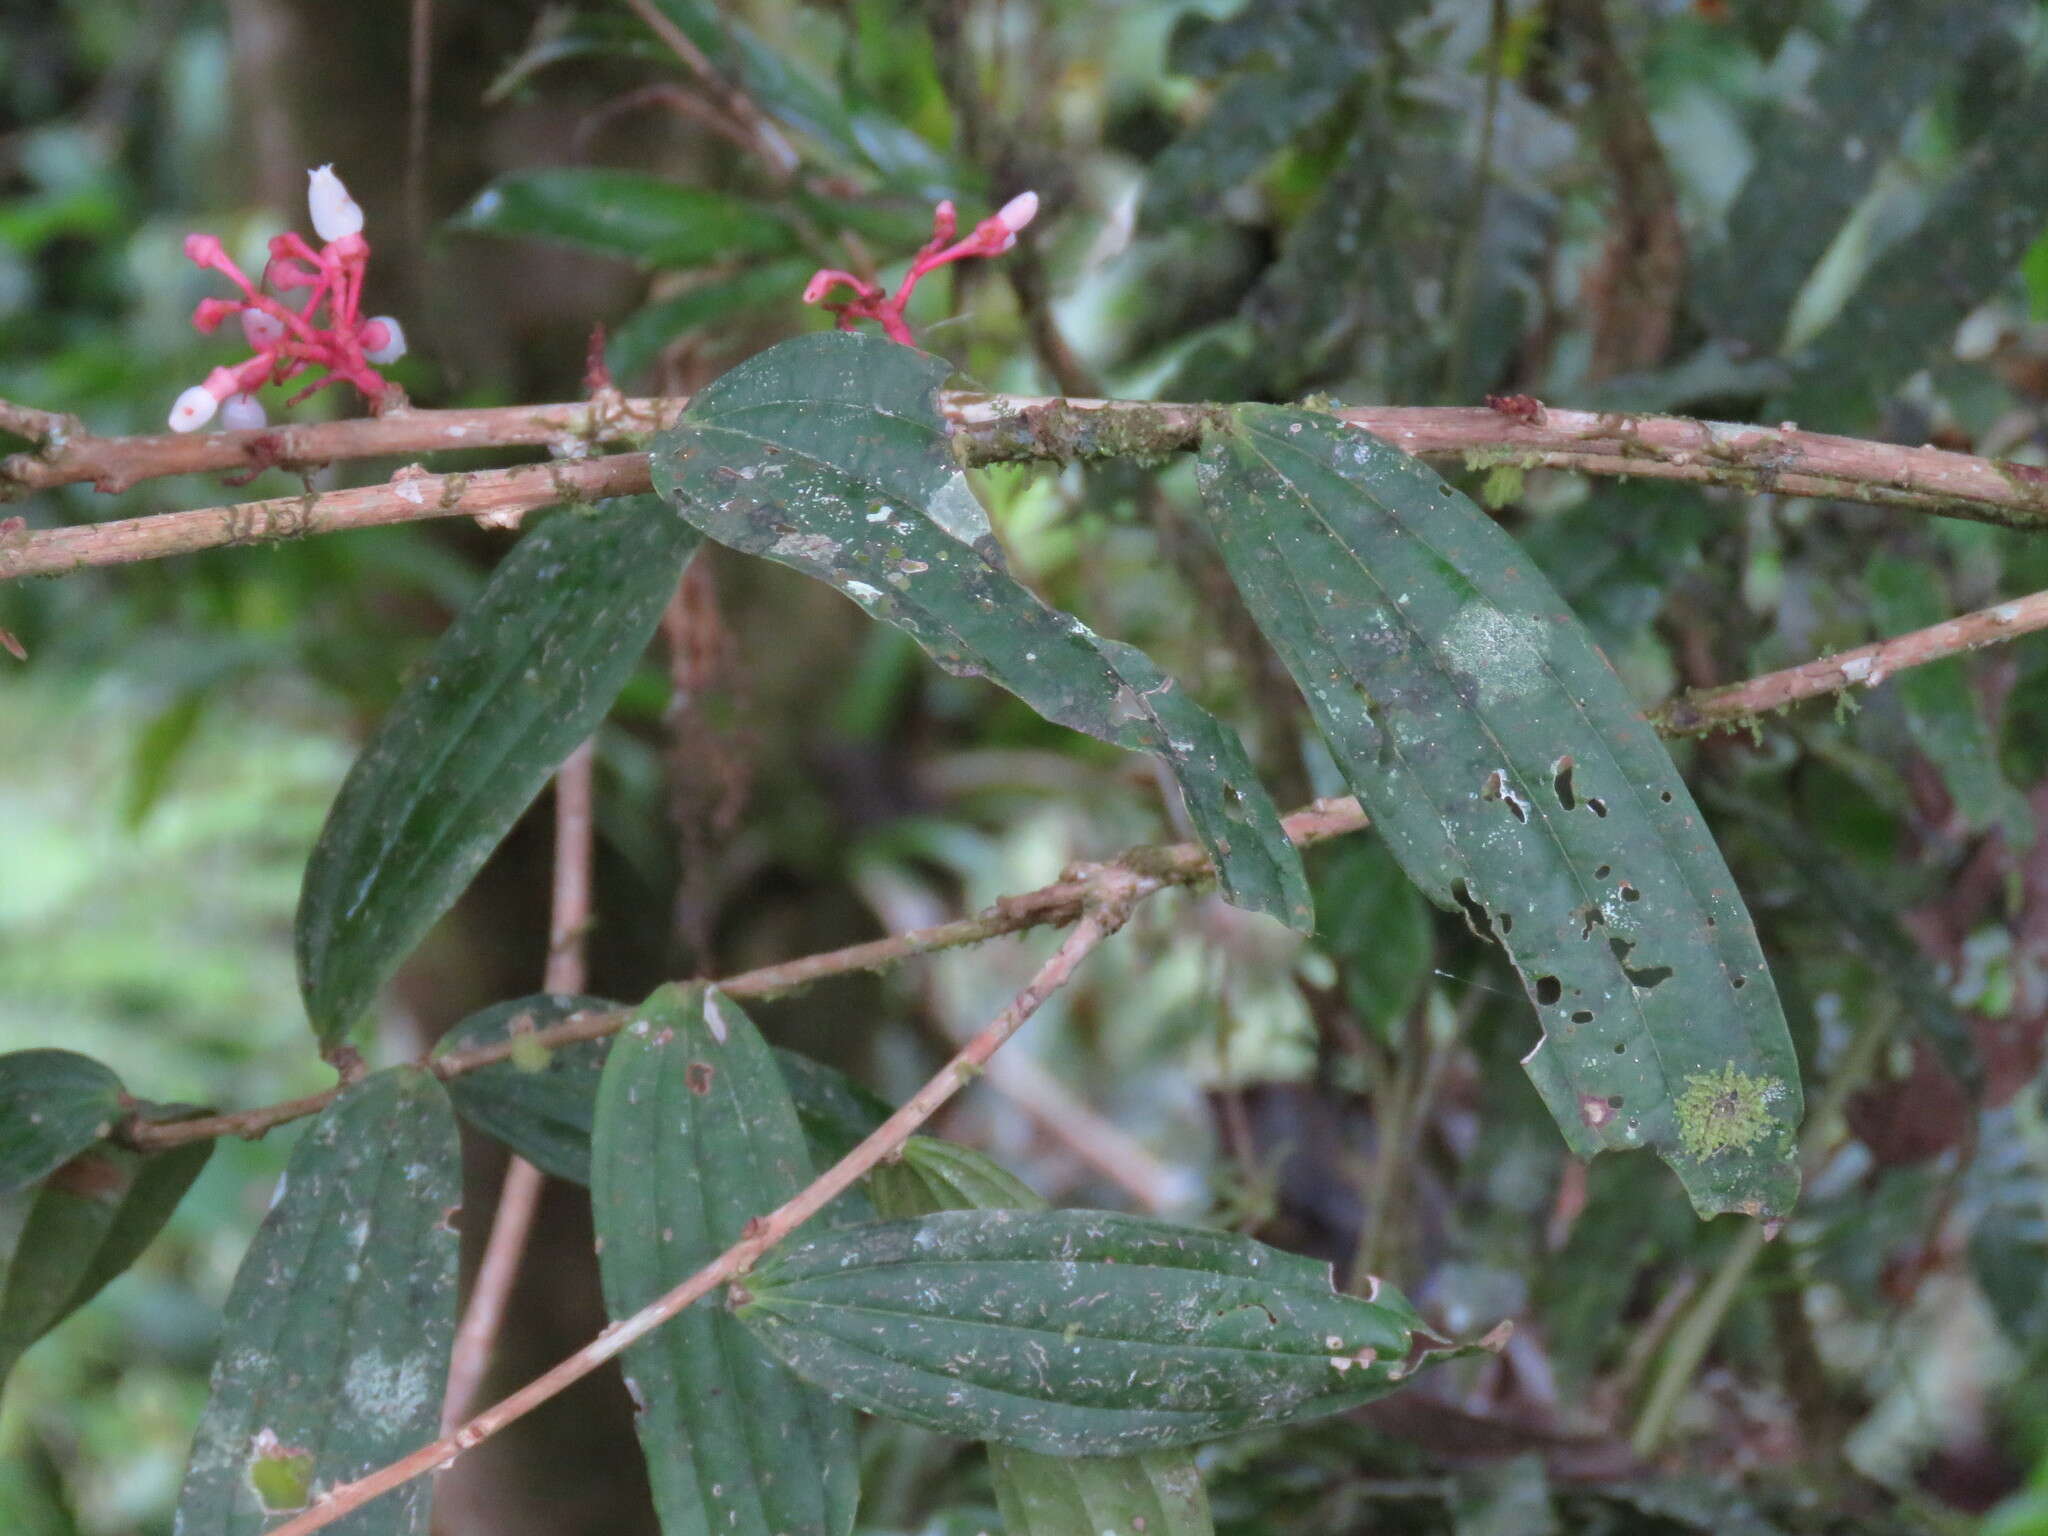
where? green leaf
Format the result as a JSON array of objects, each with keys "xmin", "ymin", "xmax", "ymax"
[
  {"xmin": 438, "ymin": 994, "xmax": 617, "ymax": 1184},
  {"xmin": 592, "ymin": 983, "xmax": 858, "ymax": 1536},
  {"xmin": 0, "ymin": 1051, "xmax": 125, "ymax": 1194},
  {"xmin": 1864, "ymin": 554, "xmax": 2032, "ymax": 845},
  {"xmin": 1193, "ymin": 407, "xmax": 1803, "ymax": 1221},
  {"xmin": 1692, "ymin": 0, "xmax": 2010, "ymax": 351},
  {"xmin": 740, "ymin": 1209, "xmax": 1487, "ymax": 1455},
  {"xmin": 453, "ymin": 169, "xmax": 797, "ymax": 268},
  {"xmin": 991, "ymin": 1446, "xmax": 1214, "ymax": 1536},
  {"xmin": 296, "ymin": 498, "xmax": 699, "ymax": 1046},
  {"xmin": 1966, "ymin": 1093, "xmax": 2048, "ymax": 1351},
  {"xmin": 1143, "ymin": 0, "xmax": 1379, "ymax": 228},
  {"xmin": 1779, "ymin": 52, "xmax": 2048, "ymax": 428},
  {"xmin": 652, "ymin": 332, "xmax": 1311, "ymax": 932},
  {"xmin": 1310, "ymin": 837, "xmax": 1433, "ymax": 1038},
  {"xmin": 869, "ymin": 1136, "xmax": 1047, "ymax": 1220},
  {"xmin": 605, "ymin": 261, "xmax": 810, "ymax": 384},
  {"xmin": 173, "ymin": 1068, "xmax": 458, "ymax": 1536},
  {"xmin": 0, "ymin": 1127, "xmax": 211, "ymax": 1387},
  {"xmin": 866, "ymin": 1142, "xmax": 1216, "ymax": 1536},
  {"xmin": 437, "ymin": 993, "xmax": 888, "ymax": 1201}
]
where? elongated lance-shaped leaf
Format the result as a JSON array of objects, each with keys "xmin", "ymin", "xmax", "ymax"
[
  {"xmin": 438, "ymin": 992, "xmax": 887, "ymax": 1214},
  {"xmin": 868, "ymin": 1141, "xmax": 1216, "ymax": 1536},
  {"xmin": 1194, "ymin": 407, "xmax": 1802, "ymax": 1220},
  {"xmin": 738, "ymin": 1209, "xmax": 1491, "ymax": 1456},
  {"xmin": 1, "ymin": 1125, "xmax": 211, "ymax": 1388},
  {"xmin": 296, "ymin": 498, "xmax": 700, "ymax": 1046},
  {"xmin": 453, "ymin": 169, "xmax": 799, "ymax": 269},
  {"xmin": 173, "ymin": 1068, "xmax": 458, "ymax": 1536},
  {"xmin": 0, "ymin": 1050, "xmax": 125, "ymax": 1194},
  {"xmin": 591, "ymin": 984, "xmax": 858, "ymax": 1536},
  {"xmin": 652, "ymin": 332, "xmax": 1311, "ymax": 932}
]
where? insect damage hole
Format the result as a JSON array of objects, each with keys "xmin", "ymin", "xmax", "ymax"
[
  {"xmin": 1533, "ymin": 975, "xmax": 1562, "ymax": 1006},
  {"xmin": 1481, "ymin": 769, "xmax": 1530, "ymax": 823},
  {"xmin": 1608, "ymin": 936, "xmax": 1673, "ymax": 991},
  {"xmin": 1586, "ymin": 797, "xmax": 1609, "ymax": 818},
  {"xmin": 1449, "ymin": 879, "xmax": 1498, "ymax": 943},
  {"xmin": 1551, "ymin": 756, "xmax": 1577, "ymax": 810}
]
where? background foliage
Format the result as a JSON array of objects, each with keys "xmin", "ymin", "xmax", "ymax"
[{"xmin": 5, "ymin": 0, "xmax": 2048, "ymax": 1532}]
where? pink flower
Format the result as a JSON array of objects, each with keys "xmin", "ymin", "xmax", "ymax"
[
  {"xmin": 802, "ymin": 192, "xmax": 1041, "ymax": 346},
  {"xmin": 168, "ymin": 165, "xmax": 406, "ymax": 433}
]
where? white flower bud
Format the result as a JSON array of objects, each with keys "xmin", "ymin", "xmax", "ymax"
[
  {"xmin": 995, "ymin": 190, "xmax": 1040, "ymax": 234},
  {"xmin": 361, "ymin": 316, "xmax": 408, "ymax": 365},
  {"xmin": 168, "ymin": 385, "xmax": 219, "ymax": 433},
  {"xmin": 220, "ymin": 393, "xmax": 268, "ymax": 431},
  {"xmin": 307, "ymin": 164, "xmax": 364, "ymax": 243},
  {"xmin": 241, "ymin": 308, "xmax": 287, "ymax": 348}
]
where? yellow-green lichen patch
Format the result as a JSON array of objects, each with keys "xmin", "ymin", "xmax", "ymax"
[{"xmin": 1674, "ymin": 1063, "xmax": 1786, "ymax": 1159}]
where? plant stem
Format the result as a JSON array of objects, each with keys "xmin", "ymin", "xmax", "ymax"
[
  {"xmin": 118, "ymin": 796, "xmax": 1375, "ymax": 1153},
  {"xmin": 439, "ymin": 739, "xmax": 595, "ymax": 1433},
  {"xmin": 260, "ymin": 882, "xmax": 1139, "ymax": 1536}
]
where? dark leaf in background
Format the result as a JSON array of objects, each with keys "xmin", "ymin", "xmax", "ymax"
[
  {"xmin": 1779, "ymin": 44, "xmax": 2048, "ymax": 428},
  {"xmin": 591, "ymin": 983, "xmax": 858, "ymax": 1536},
  {"xmin": 0, "ymin": 1051, "xmax": 126, "ymax": 1194},
  {"xmin": 1864, "ymin": 553, "xmax": 2032, "ymax": 845},
  {"xmin": 438, "ymin": 991, "xmax": 887, "ymax": 1219},
  {"xmin": 1141, "ymin": 0, "xmax": 1379, "ymax": 230},
  {"xmin": 296, "ymin": 498, "xmax": 699, "ymax": 1046},
  {"xmin": 1309, "ymin": 837, "xmax": 1433, "ymax": 1038},
  {"xmin": 1692, "ymin": 1, "xmax": 2010, "ymax": 354},
  {"xmin": 740, "ymin": 1209, "xmax": 1490, "ymax": 1455},
  {"xmin": 653, "ymin": 331, "xmax": 1313, "ymax": 931},
  {"xmin": 172, "ymin": 1068, "xmax": 458, "ymax": 1536},
  {"xmin": 0, "ymin": 1124, "xmax": 210, "ymax": 1388},
  {"xmin": 603, "ymin": 261, "xmax": 811, "ymax": 384},
  {"xmin": 454, "ymin": 170, "xmax": 798, "ymax": 269},
  {"xmin": 1195, "ymin": 407, "xmax": 1803, "ymax": 1220}
]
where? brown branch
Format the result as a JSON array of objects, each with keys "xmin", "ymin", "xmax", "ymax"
[
  {"xmin": 0, "ymin": 454, "xmax": 653, "ymax": 578},
  {"xmin": 616, "ymin": 0, "xmax": 798, "ymax": 180},
  {"xmin": 118, "ymin": 796, "xmax": 1373, "ymax": 1154},
  {"xmin": 263, "ymin": 882, "xmax": 1140, "ymax": 1536},
  {"xmin": 1655, "ymin": 584, "xmax": 2048, "ymax": 733},
  {"xmin": 439, "ymin": 739, "xmax": 596, "ymax": 1432},
  {"xmin": 9, "ymin": 396, "xmax": 2048, "ymax": 583}
]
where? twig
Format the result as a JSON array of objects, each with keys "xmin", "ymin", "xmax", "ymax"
[
  {"xmin": 1, "ymin": 454, "xmax": 652, "ymax": 578},
  {"xmin": 616, "ymin": 0, "xmax": 798, "ymax": 179},
  {"xmin": 119, "ymin": 796, "xmax": 1374, "ymax": 1154},
  {"xmin": 439, "ymin": 739, "xmax": 596, "ymax": 1432},
  {"xmin": 262, "ymin": 882, "xmax": 1140, "ymax": 1536},
  {"xmin": 1654, "ymin": 583, "xmax": 2048, "ymax": 733},
  {"xmin": 8, "ymin": 396, "xmax": 2048, "ymax": 545}
]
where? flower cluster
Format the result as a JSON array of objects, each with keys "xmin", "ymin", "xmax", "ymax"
[
  {"xmin": 168, "ymin": 166, "xmax": 407, "ymax": 433},
  {"xmin": 802, "ymin": 191, "xmax": 1039, "ymax": 345}
]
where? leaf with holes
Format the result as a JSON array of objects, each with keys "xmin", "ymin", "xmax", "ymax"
[
  {"xmin": 592, "ymin": 984, "xmax": 858, "ymax": 1536},
  {"xmin": 652, "ymin": 332, "xmax": 1311, "ymax": 932},
  {"xmin": 172, "ymin": 1068, "xmax": 458, "ymax": 1536},
  {"xmin": 296, "ymin": 498, "xmax": 699, "ymax": 1046},
  {"xmin": 438, "ymin": 993, "xmax": 886, "ymax": 1217},
  {"xmin": 1194, "ymin": 406, "xmax": 1803, "ymax": 1220},
  {"xmin": 0, "ymin": 1051, "xmax": 126, "ymax": 1195},
  {"xmin": 738, "ymin": 1209, "xmax": 1494, "ymax": 1455},
  {"xmin": 867, "ymin": 1141, "xmax": 1216, "ymax": 1535},
  {"xmin": 0, "ymin": 1121, "xmax": 211, "ymax": 1388}
]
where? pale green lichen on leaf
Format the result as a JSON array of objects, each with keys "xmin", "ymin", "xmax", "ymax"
[{"xmin": 1675, "ymin": 1064, "xmax": 1787, "ymax": 1160}]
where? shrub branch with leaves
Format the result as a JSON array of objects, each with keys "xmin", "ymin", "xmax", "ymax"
[{"xmin": 6, "ymin": 4, "xmax": 2048, "ymax": 1534}]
